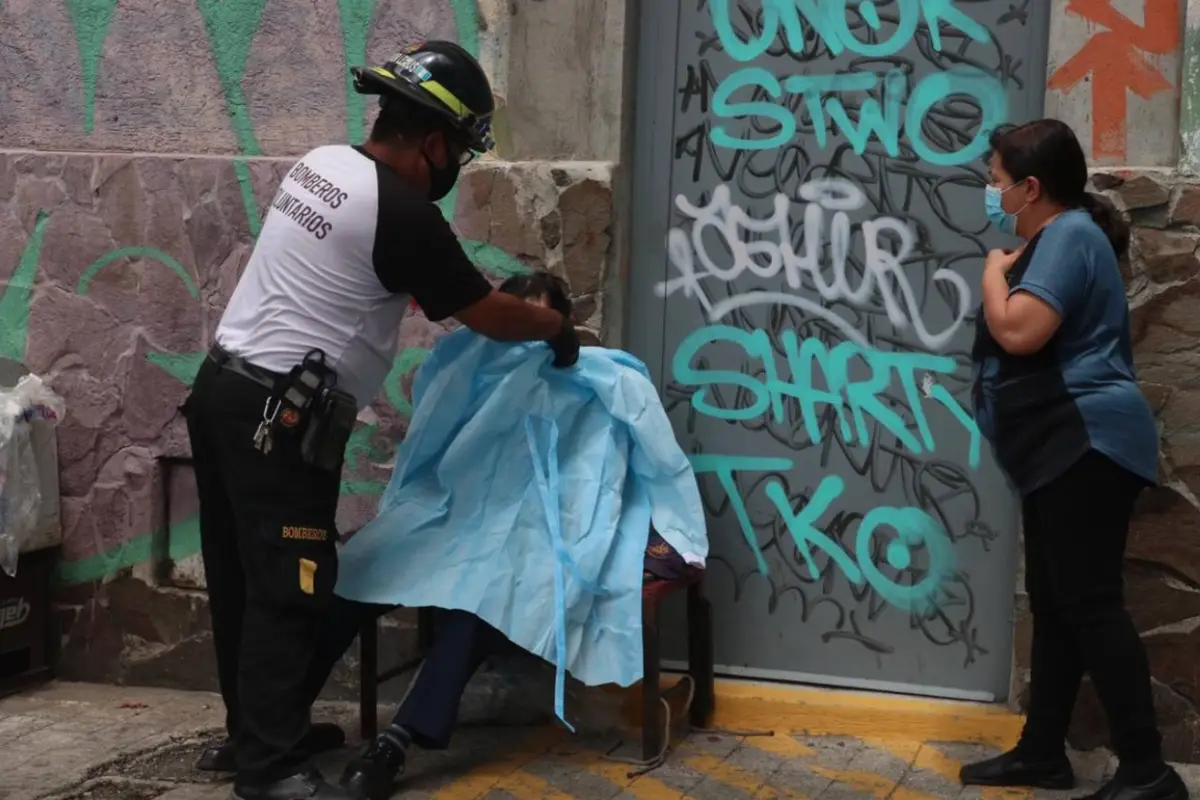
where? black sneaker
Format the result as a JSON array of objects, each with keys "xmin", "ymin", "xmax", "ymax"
[
  {"xmin": 959, "ymin": 748, "xmax": 1075, "ymax": 789},
  {"xmin": 339, "ymin": 736, "xmax": 407, "ymax": 800},
  {"xmin": 197, "ymin": 723, "xmax": 347, "ymax": 772},
  {"xmin": 1079, "ymin": 766, "xmax": 1189, "ymax": 800},
  {"xmin": 232, "ymin": 767, "xmax": 359, "ymax": 799}
]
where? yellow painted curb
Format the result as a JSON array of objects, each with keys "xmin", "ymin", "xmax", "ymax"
[{"xmin": 622, "ymin": 676, "xmax": 1024, "ymax": 750}]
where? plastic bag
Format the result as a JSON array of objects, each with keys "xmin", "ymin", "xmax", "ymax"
[{"xmin": 0, "ymin": 375, "xmax": 64, "ymax": 577}]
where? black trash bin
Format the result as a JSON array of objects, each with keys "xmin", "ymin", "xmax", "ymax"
[{"xmin": 0, "ymin": 546, "xmax": 58, "ymax": 697}]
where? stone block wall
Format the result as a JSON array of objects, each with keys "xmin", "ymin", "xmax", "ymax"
[{"xmin": 0, "ymin": 0, "xmax": 620, "ymax": 694}]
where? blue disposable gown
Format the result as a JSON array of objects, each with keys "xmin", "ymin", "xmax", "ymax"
[{"xmin": 335, "ymin": 329, "xmax": 708, "ymax": 725}]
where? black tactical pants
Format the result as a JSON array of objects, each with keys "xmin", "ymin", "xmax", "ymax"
[{"xmin": 184, "ymin": 355, "xmax": 342, "ymax": 784}]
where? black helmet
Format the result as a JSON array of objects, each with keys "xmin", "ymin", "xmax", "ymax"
[{"xmin": 351, "ymin": 40, "xmax": 495, "ymax": 153}]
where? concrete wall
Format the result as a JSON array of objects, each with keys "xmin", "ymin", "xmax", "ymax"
[
  {"xmin": 1030, "ymin": 0, "xmax": 1200, "ymax": 763},
  {"xmin": 1046, "ymin": 0, "xmax": 1184, "ymax": 167},
  {"xmin": 0, "ymin": 0, "xmax": 624, "ymax": 703}
]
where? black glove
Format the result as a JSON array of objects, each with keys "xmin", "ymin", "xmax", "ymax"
[{"xmin": 549, "ymin": 316, "xmax": 581, "ymax": 368}]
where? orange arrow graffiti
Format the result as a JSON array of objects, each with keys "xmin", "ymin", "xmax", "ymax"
[{"xmin": 1047, "ymin": 0, "xmax": 1180, "ymax": 161}]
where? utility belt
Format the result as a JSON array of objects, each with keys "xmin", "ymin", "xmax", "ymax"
[{"xmin": 208, "ymin": 344, "xmax": 357, "ymax": 473}]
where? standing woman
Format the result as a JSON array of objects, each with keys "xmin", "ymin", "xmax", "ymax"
[{"xmin": 961, "ymin": 118, "xmax": 1187, "ymax": 800}]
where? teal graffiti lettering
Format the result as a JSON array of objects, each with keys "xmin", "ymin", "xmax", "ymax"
[
  {"xmin": 855, "ymin": 503, "xmax": 955, "ymax": 610},
  {"xmin": 64, "ymin": 0, "xmax": 120, "ymax": 134},
  {"xmin": 858, "ymin": 1, "xmax": 881, "ymax": 29},
  {"xmin": 709, "ymin": 0, "xmax": 989, "ymax": 62},
  {"xmin": 77, "ymin": 247, "xmax": 199, "ymax": 297},
  {"xmin": 672, "ymin": 325, "xmax": 981, "ymax": 468},
  {"xmin": 929, "ymin": 382, "xmax": 981, "ymax": 472},
  {"xmin": 714, "ymin": 65, "xmax": 1007, "ymax": 165},
  {"xmin": 672, "ymin": 325, "xmax": 783, "ymax": 422},
  {"xmin": 383, "ymin": 346, "xmax": 432, "ymax": 418},
  {"xmin": 194, "ymin": 0, "xmax": 271, "ymax": 234},
  {"xmin": 810, "ymin": 0, "xmax": 919, "ymax": 58},
  {"xmin": 711, "ymin": 68, "xmax": 796, "ymax": 151},
  {"xmin": 195, "ymin": 0, "xmax": 270, "ymax": 157},
  {"xmin": 461, "ymin": 239, "xmax": 536, "ymax": 279},
  {"xmin": 919, "ymin": 0, "xmax": 989, "ymax": 52},
  {"xmin": 693, "ymin": 457, "xmax": 955, "ymax": 611},
  {"xmin": 777, "ymin": 331, "xmax": 850, "ymax": 446},
  {"xmin": 709, "ymin": 0, "xmax": 805, "ymax": 61},
  {"xmin": 690, "ymin": 454, "xmax": 792, "ymax": 576},
  {"xmin": 783, "ymin": 71, "xmax": 902, "ymax": 154},
  {"xmin": 338, "ymin": 0, "xmax": 378, "ymax": 145},
  {"xmin": 146, "ymin": 353, "xmax": 208, "ymax": 387},
  {"xmin": 448, "ymin": 0, "xmax": 481, "ymax": 61},
  {"xmin": 905, "ymin": 67, "xmax": 1008, "ymax": 166},
  {"xmin": 764, "ymin": 473, "xmax": 863, "ymax": 583},
  {"xmin": 0, "ymin": 212, "xmax": 50, "ymax": 362}
]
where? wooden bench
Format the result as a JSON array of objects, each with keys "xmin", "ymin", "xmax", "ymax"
[{"xmin": 358, "ymin": 574, "xmax": 716, "ymax": 767}]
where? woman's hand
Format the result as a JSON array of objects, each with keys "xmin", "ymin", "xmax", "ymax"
[
  {"xmin": 981, "ymin": 242, "xmax": 1064, "ymax": 356},
  {"xmin": 985, "ymin": 246, "xmax": 1023, "ymax": 277}
]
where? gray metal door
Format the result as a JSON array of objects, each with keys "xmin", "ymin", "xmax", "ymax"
[{"xmin": 628, "ymin": 1, "xmax": 1051, "ymax": 701}]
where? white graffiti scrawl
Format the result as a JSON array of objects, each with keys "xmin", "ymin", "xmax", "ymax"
[{"xmin": 655, "ymin": 179, "xmax": 973, "ymax": 352}]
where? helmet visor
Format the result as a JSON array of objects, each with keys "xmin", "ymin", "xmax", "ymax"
[{"xmin": 461, "ymin": 116, "xmax": 494, "ymax": 154}]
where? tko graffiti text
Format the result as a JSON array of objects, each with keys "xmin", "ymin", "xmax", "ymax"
[{"xmin": 691, "ymin": 455, "xmax": 956, "ymax": 611}]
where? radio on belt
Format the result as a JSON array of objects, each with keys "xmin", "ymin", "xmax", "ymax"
[{"xmin": 257, "ymin": 349, "xmax": 356, "ymax": 471}]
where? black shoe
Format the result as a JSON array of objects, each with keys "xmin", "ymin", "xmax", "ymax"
[
  {"xmin": 1079, "ymin": 767, "xmax": 1189, "ymax": 800},
  {"xmin": 959, "ymin": 748, "xmax": 1075, "ymax": 789},
  {"xmin": 198, "ymin": 723, "xmax": 348, "ymax": 772},
  {"xmin": 339, "ymin": 737, "xmax": 407, "ymax": 800},
  {"xmin": 232, "ymin": 767, "xmax": 360, "ymax": 799}
]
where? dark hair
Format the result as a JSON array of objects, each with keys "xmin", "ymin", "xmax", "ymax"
[
  {"xmin": 499, "ymin": 271, "xmax": 573, "ymax": 318},
  {"xmin": 988, "ymin": 119, "xmax": 1130, "ymax": 258},
  {"xmin": 369, "ymin": 94, "xmax": 458, "ymax": 145}
]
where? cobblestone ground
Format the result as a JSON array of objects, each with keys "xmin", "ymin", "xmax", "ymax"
[{"xmin": 3, "ymin": 682, "xmax": 1198, "ymax": 800}]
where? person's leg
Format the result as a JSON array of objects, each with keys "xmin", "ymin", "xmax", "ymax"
[
  {"xmin": 198, "ymin": 584, "xmax": 355, "ymax": 773},
  {"xmin": 303, "ymin": 594, "xmax": 393, "ymax": 707},
  {"xmin": 186, "ymin": 365, "xmax": 245, "ymax": 747},
  {"xmin": 1036, "ymin": 454, "xmax": 1169, "ymax": 785},
  {"xmin": 1018, "ymin": 493, "xmax": 1087, "ymax": 758},
  {"xmin": 230, "ymin": 476, "xmax": 341, "ymax": 784},
  {"xmin": 340, "ymin": 610, "xmax": 506, "ymax": 800},
  {"xmin": 960, "ymin": 488, "xmax": 1079, "ymax": 788},
  {"xmin": 390, "ymin": 609, "xmax": 507, "ymax": 748},
  {"xmin": 188, "ymin": 363, "xmax": 351, "ymax": 781},
  {"xmin": 198, "ymin": 365, "xmax": 352, "ymax": 798}
]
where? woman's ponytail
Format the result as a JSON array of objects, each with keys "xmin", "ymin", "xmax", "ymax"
[{"xmin": 1081, "ymin": 192, "xmax": 1130, "ymax": 259}]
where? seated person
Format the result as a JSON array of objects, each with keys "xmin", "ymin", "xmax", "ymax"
[
  {"xmin": 491, "ymin": 272, "xmax": 702, "ymax": 593},
  {"xmin": 300, "ymin": 271, "xmax": 699, "ymax": 800}
]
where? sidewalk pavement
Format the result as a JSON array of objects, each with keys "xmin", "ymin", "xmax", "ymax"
[{"xmin": 3, "ymin": 681, "xmax": 1199, "ymax": 800}]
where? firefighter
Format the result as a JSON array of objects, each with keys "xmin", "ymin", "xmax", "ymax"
[{"xmin": 183, "ymin": 40, "xmax": 579, "ymax": 800}]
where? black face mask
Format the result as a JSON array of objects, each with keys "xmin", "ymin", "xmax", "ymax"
[{"xmin": 423, "ymin": 152, "xmax": 462, "ymax": 202}]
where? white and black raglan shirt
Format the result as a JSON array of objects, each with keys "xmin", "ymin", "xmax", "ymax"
[{"xmin": 216, "ymin": 144, "xmax": 493, "ymax": 409}]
